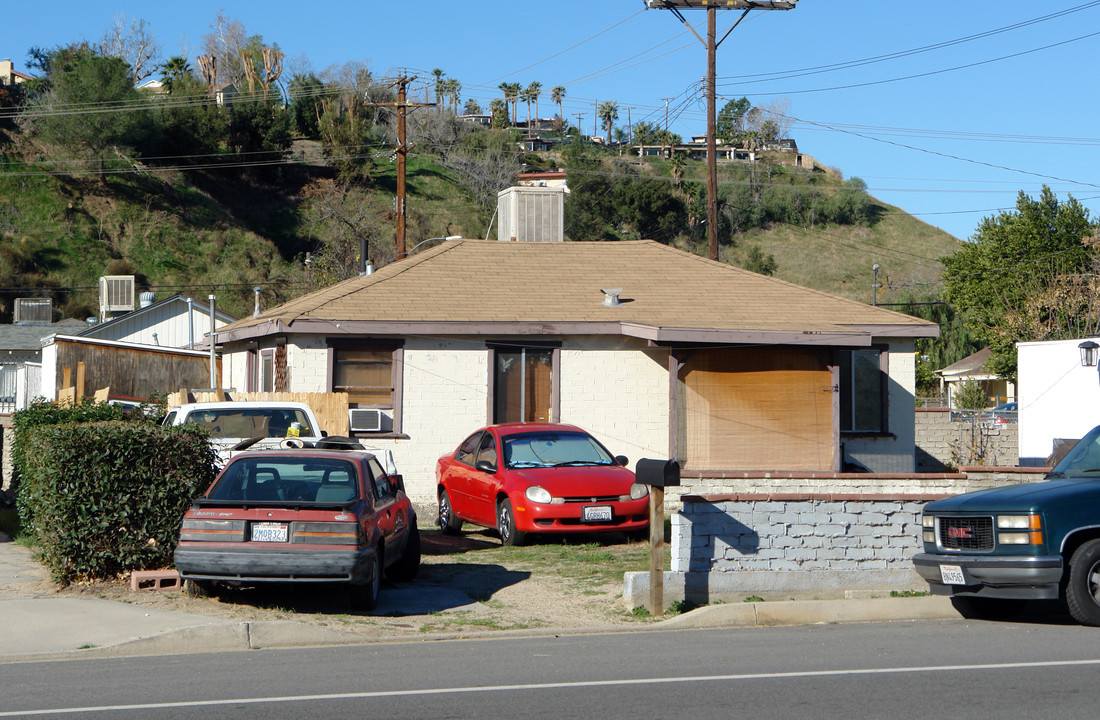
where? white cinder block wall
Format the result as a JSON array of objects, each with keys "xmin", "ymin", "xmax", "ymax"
[{"xmin": 559, "ymin": 337, "xmax": 670, "ymax": 466}]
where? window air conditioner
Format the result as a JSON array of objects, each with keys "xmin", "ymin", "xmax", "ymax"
[{"xmin": 349, "ymin": 408, "xmax": 383, "ymax": 432}]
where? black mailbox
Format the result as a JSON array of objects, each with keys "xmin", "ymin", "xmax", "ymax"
[{"xmin": 635, "ymin": 458, "xmax": 680, "ymax": 488}]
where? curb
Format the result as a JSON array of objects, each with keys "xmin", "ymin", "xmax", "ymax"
[{"xmin": 0, "ymin": 596, "xmax": 960, "ymax": 663}]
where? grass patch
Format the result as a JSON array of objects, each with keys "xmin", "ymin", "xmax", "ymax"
[
  {"xmin": 743, "ymin": 595, "xmax": 765, "ymax": 603},
  {"xmin": 890, "ymin": 589, "xmax": 930, "ymax": 598},
  {"xmin": 418, "ymin": 611, "xmax": 546, "ymax": 633}
]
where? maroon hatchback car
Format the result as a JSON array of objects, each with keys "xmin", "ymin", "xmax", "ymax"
[
  {"xmin": 435, "ymin": 423, "xmax": 649, "ymax": 545},
  {"xmin": 175, "ymin": 446, "xmax": 419, "ymax": 610}
]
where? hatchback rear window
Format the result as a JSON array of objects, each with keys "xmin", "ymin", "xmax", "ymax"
[{"xmin": 206, "ymin": 457, "xmax": 359, "ymax": 504}]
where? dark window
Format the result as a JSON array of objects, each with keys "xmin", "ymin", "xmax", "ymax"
[
  {"xmin": 475, "ymin": 433, "xmax": 498, "ymax": 471},
  {"xmin": 839, "ymin": 348, "xmax": 886, "ymax": 433}
]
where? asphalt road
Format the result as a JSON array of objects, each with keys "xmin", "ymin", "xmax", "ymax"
[{"xmin": 3, "ymin": 617, "xmax": 1098, "ymax": 719}]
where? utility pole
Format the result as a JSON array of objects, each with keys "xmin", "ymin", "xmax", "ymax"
[
  {"xmin": 364, "ymin": 75, "xmax": 434, "ymax": 261},
  {"xmin": 662, "ymin": 97, "xmax": 671, "ymax": 133},
  {"xmin": 645, "ymin": 1, "xmax": 798, "ymax": 261}
]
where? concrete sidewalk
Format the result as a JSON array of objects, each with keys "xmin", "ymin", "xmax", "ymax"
[{"xmin": 0, "ymin": 533, "xmax": 960, "ymax": 662}]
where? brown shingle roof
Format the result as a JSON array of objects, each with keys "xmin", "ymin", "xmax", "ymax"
[{"xmin": 219, "ymin": 240, "xmax": 937, "ymax": 345}]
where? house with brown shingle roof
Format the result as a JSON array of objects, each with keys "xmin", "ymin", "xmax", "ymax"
[{"xmin": 214, "ymin": 238, "xmax": 938, "ymax": 502}]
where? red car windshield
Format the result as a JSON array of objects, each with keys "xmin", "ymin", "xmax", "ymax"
[
  {"xmin": 502, "ymin": 431, "xmax": 616, "ymax": 469},
  {"xmin": 206, "ymin": 457, "xmax": 360, "ymax": 504}
]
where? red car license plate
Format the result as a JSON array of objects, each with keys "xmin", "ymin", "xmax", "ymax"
[
  {"xmin": 251, "ymin": 523, "xmax": 288, "ymax": 542},
  {"xmin": 583, "ymin": 505, "xmax": 613, "ymax": 522}
]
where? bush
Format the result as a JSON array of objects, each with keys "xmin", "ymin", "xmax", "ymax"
[{"xmin": 17, "ymin": 421, "xmax": 217, "ymax": 584}]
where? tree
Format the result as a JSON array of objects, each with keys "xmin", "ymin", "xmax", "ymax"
[
  {"xmin": 598, "ymin": 100, "xmax": 618, "ymax": 144},
  {"xmin": 29, "ymin": 54, "xmax": 151, "ymax": 179},
  {"xmin": 551, "ymin": 85, "xmax": 566, "ymax": 123},
  {"xmin": 523, "ymin": 81, "xmax": 542, "ymax": 125},
  {"xmin": 499, "ymin": 82, "xmax": 521, "ymax": 125},
  {"xmin": 489, "ymin": 98, "xmax": 508, "ymax": 129},
  {"xmin": 716, "ymin": 96, "xmax": 751, "ymax": 143},
  {"xmin": 432, "ymin": 68, "xmax": 446, "ymax": 112},
  {"xmin": 941, "ymin": 186, "xmax": 1097, "ymax": 381},
  {"xmin": 99, "ymin": 14, "xmax": 161, "ymax": 84},
  {"xmin": 288, "ymin": 72, "xmax": 324, "ymax": 138},
  {"xmin": 441, "ymin": 128, "xmax": 524, "ymax": 211},
  {"xmin": 302, "ymin": 179, "xmax": 393, "ymax": 284},
  {"xmin": 463, "ymin": 98, "xmax": 482, "ymax": 115},
  {"xmin": 159, "ymin": 56, "xmax": 191, "ymax": 95}
]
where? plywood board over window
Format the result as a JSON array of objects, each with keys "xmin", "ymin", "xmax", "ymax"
[{"xmin": 680, "ymin": 347, "xmax": 834, "ymax": 471}]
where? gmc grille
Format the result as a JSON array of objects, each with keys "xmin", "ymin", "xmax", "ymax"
[{"xmin": 938, "ymin": 516, "xmax": 994, "ymax": 551}]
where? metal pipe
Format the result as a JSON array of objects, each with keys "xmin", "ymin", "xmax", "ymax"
[{"xmin": 208, "ymin": 294, "xmax": 217, "ymax": 390}]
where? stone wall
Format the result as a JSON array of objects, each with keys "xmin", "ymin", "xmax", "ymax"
[{"xmin": 915, "ymin": 408, "xmax": 1018, "ymax": 471}]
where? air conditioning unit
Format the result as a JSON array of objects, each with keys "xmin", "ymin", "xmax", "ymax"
[
  {"xmin": 98, "ymin": 275, "xmax": 135, "ymax": 316},
  {"xmin": 349, "ymin": 408, "xmax": 383, "ymax": 432},
  {"xmin": 496, "ymin": 186, "xmax": 564, "ymax": 243},
  {"xmin": 13, "ymin": 298, "xmax": 52, "ymax": 324}
]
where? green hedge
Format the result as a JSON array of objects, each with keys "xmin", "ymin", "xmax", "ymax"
[{"xmin": 18, "ymin": 421, "xmax": 217, "ymax": 584}]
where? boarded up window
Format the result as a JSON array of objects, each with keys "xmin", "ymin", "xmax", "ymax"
[{"xmin": 680, "ymin": 347, "xmax": 834, "ymax": 471}]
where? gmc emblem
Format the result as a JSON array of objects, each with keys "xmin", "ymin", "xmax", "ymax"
[{"xmin": 947, "ymin": 527, "xmax": 973, "ymax": 539}]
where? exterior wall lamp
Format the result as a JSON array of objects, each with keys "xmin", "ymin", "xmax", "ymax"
[{"xmin": 1078, "ymin": 340, "xmax": 1099, "ymax": 367}]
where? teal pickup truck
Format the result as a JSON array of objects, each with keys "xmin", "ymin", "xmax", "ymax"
[{"xmin": 913, "ymin": 424, "xmax": 1100, "ymax": 625}]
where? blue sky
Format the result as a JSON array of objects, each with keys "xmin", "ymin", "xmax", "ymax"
[{"xmin": 5, "ymin": 1, "xmax": 1100, "ymax": 252}]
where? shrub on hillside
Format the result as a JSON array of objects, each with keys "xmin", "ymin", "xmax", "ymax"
[{"xmin": 17, "ymin": 421, "xmax": 216, "ymax": 584}]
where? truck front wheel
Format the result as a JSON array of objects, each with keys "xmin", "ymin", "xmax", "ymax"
[{"xmin": 1066, "ymin": 539, "xmax": 1100, "ymax": 626}]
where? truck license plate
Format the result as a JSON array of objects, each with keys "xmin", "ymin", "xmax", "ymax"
[
  {"xmin": 583, "ymin": 505, "xmax": 613, "ymax": 522},
  {"xmin": 251, "ymin": 523, "xmax": 288, "ymax": 542},
  {"xmin": 940, "ymin": 564, "xmax": 965, "ymax": 585}
]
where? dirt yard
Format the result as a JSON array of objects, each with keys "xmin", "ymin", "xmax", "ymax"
[{"xmin": 3, "ymin": 526, "xmax": 675, "ymax": 640}]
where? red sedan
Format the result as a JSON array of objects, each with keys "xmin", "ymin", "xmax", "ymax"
[{"xmin": 435, "ymin": 423, "xmax": 650, "ymax": 545}]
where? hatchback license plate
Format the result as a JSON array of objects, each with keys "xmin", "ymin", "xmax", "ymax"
[
  {"xmin": 940, "ymin": 564, "xmax": 965, "ymax": 585},
  {"xmin": 583, "ymin": 505, "xmax": 613, "ymax": 522},
  {"xmin": 251, "ymin": 523, "xmax": 288, "ymax": 542}
]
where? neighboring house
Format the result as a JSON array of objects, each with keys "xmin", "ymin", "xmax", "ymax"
[
  {"xmin": 80, "ymin": 293, "xmax": 237, "ymax": 350},
  {"xmin": 0, "ymin": 318, "xmax": 89, "ymax": 412},
  {"xmin": 212, "ymin": 83, "xmax": 237, "ymax": 106},
  {"xmin": 136, "ymin": 78, "xmax": 168, "ymax": 97},
  {"xmin": 935, "ymin": 347, "xmax": 1015, "ymax": 408},
  {"xmin": 515, "ymin": 171, "xmax": 568, "ymax": 191},
  {"xmin": 1017, "ymin": 337, "xmax": 1100, "ymax": 465},
  {"xmin": 212, "ymin": 239, "xmax": 938, "ymax": 503},
  {"xmin": 0, "ymin": 58, "xmax": 33, "ymax": 86}
]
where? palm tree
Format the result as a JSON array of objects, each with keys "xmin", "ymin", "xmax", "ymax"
[
  {"xmin": 551, "ymin": 85, "xmax": 566, "ymax": 125},
  {"xmin": 447, "ymin": 79, "xmax": 462, "ymax": 113},
  {"xmin": 160, "ymin": 55, "xmax": 191, "ymax": 95},
  {"xmin": 432, "ymin": 68, "xmax": 446, "ymax": 112},
  {"xmin": 598, "ymin": 100, "xmax": 619, "ymax": 145},
  {"xmin": 499, "ymin": 82, "xmax": 521, "ymax": 125},
  {"xmin": 524, "ymin": 81, "xmax": 542, "ymax": 128},
  {"xmin": 489, "ymin": 98, "xmax": 508, "ymax": 129}
]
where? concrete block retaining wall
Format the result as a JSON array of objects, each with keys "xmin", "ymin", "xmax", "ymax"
[
  {"xmin": 623, "ymin": 468, "xmax": 1049, "ymax": 609},
  {"xmin": 915, "ymin": 408, "xmax": 1018, "ymax": 471}
]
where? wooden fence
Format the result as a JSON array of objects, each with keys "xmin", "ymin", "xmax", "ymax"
[{"xmin": 167, "ymin": 390, "xmax": 350, "ymax": 437}]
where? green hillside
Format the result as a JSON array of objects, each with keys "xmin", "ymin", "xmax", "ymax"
[{"xmin": 0, "ymin": 123, "xmax": 959, "ymax": 321}]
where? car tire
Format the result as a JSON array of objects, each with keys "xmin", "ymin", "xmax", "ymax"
[
  {"xmin": 183, "ymin": 578, "xmax": 215, "ymax": 598},
  {"xmin": 497, "ymin": 498, "xmax": 525, "ymax": 547},
  {"xmin": 949, "ymin": 596, "xmax": 1026, "ymax": 621},
  {"xmin": 386, "ymin": 524, "xmax": 421, "ymax": 582},
  {"xmin": 1065, "ymin": 539, "xmax": 1100, "ymax": 626},
  {"xmin": 350, "ymin": 549, "xmax": 381, "ymax": 612},
  {"xmin": 438, "ymin": 490, "xmax": 463, "ymax": 535}
]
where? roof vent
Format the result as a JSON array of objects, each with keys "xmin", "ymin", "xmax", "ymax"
[
  {"xmin": 139, "ymin": 291, "xmax": 155, "ymax": 308},
  {"xmin": 601, "ymin": 288, "xmax": 623, "ymax": 307}
]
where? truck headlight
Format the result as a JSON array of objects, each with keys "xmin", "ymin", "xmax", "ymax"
[
  {"xmin": 922, "ymin": 514, "xmax": 935, "ymax": 543},
  {"xmin": 996, "ymin": 514, "xmax": 1042, "ymax": 545}
]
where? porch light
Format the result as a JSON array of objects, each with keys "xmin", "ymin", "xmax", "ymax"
[{"xmin": 1079, "ymin": 340, "xmax": 1099, "ymax": 367}]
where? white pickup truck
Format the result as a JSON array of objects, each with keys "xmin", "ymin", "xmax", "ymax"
[{"xmin": 163, "ymin": 401, "xmax": 397, "ymax": 473}]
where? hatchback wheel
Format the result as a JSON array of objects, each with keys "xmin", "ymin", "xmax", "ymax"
[
  {"xmin": 497, "ymin": 498, "xmax": 526, "ymax": 547},
  {"xmin": 386, "ymin": 524, "xmax": 421, "ymax": 582},
  {"xmin": 350, "ymin": 549, "xmax": 381, "ymax": 611}
]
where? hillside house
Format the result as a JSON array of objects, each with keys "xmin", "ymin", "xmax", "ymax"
[{"xmin": 212, "ymin": 239, "xmax": 938, "ymax": 503}]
